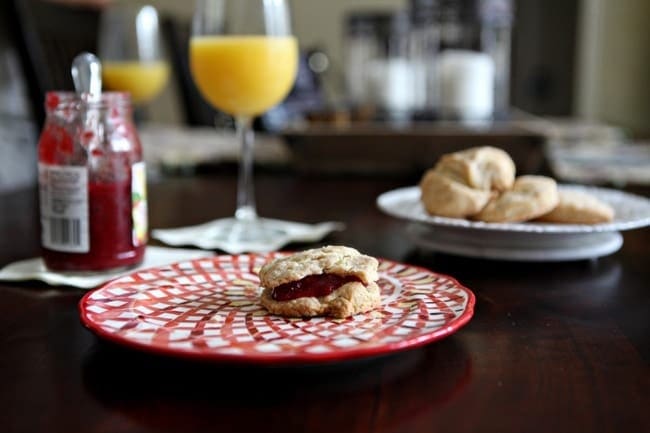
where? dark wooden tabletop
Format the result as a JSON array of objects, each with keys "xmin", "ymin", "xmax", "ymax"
[{"xmin": 0, "ymin": 172, "xmax": 648, "ymax": 433}]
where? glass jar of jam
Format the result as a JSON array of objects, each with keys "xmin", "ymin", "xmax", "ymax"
[{"xmin": 38, "ymin": 91, "xmax": 147, "ymax": 271}]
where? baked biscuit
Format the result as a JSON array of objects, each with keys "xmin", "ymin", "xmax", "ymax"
[
  {"xmin": 474, "ymin": 175, "xmax": 559, "ymax": 222},
  {"xmin": 435, "ymin": 146, "xmax": 515, "ymax": 191},
  {"xmin": 259, "ymin": 246, "xmax": 381, "ymax": 318},
  {"xmin": 536, "ymin": 190, "xmax": 614, "ymax": 224},
  {"xmin": 419, "ymin": 169, "xmax": 494, "ymax": 218}
]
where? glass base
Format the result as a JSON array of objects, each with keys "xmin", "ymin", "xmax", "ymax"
[
  {"xmin": 194, "ymin": 217, "xmax": 290, "ymax": 253},
  {"xmin": 152, "ymin": 217, "xmax": 343, "ymax": 254},
  {"xmin": 205, "ymin": 218, "xmax": 286, "ymax": 244}
]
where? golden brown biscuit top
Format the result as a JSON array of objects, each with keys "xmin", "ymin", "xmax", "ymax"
[
  {"xmin": 537, "ymin": 189, "xmax": 615, "ymax": 223},
  {"xmin": 474, "ymin": 175, "xmax": 559, "ymax": 222},
  {"xmin": 259, "ymin": 246, "xmax": 379, "ymax": 289},
  {"xmin": 419, "ymin": 169, "xmax": 494, "ymax": 218},
  {"xmin": 434, "ymin": 146, "xmax": 515, "ymax": 191}
]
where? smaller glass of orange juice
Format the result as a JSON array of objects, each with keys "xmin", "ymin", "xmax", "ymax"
[{"xmin": 98, "ymin": 4, "xmax": 169, "ymax": 106}]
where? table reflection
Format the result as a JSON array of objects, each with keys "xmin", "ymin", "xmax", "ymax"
[{"xmin": 82, "ymin": 338, "xmax": 471, "ymax": 433}]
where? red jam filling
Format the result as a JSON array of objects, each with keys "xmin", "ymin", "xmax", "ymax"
[{"xmin": 271, "ymin": 274, "xmax": 362, "ymax": 301}]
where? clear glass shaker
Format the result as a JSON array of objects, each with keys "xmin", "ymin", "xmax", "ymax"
[
  {"xmin": 409, "ymin": 0, "xmax": 441, "ymax": 119},
  {"xmin": 344, "ymin": 11, "xmax": 416, "ymax": 121},
  {"xmin": 410, "ymin": 0, "xmax": 514, "ymax": 121}
]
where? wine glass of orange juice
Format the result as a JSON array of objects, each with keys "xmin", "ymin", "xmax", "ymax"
[
  {"xmin": 98, "ymin": 4, "xmax": 169, "ymax": 106},
  {"xmin": 190, "ymin": 0, "xmax": 298, "ymax": 244}
]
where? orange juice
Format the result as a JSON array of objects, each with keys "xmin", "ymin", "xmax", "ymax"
[
  {"xmin": 190, "ymin": 36, "xmax": 298, "ymax": 117},
  {"xmin": 102, "ymin": 61, "xmax": 170, "ymax": 104}
]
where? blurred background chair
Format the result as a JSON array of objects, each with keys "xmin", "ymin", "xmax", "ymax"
[
  {"xmin": 4, "ymin": 0, "xmax": 101, "ymax": 127},
  {"xmin": 4, "ymin": 0, "xmax": 215, "ymax": 130}
]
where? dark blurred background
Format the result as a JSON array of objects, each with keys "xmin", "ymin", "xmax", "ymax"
[{"xmin": 0, "ymin": 0, "xmax": 648, "ymax": 192}]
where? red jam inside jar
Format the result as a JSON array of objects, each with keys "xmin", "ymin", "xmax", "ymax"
[
  {"xmin": 271, "ymin": 274, "xmax": 362, "ymax": 301},
  {"xmin": 38, "ymin": 92, "xmax": 146, "ymax": 271}
]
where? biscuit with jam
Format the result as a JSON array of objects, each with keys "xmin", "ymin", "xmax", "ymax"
[{"xmin": 259, "ymin": 246, "xmax": 381, "ymax": 319}]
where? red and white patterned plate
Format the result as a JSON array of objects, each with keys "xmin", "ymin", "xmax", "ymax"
[{"xmin": 79, "ymin": 254, "xmax": 475, "ymax": 364}]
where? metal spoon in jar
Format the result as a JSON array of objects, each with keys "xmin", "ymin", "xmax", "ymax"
[
  {"xmin": 71, "ymin": 52, "xmax": 103, "ymax": 152},
  {"xmin": 71, "ymin": 52, "xmax": 102, "ymax": 101}
]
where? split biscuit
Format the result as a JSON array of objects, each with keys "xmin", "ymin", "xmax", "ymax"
[{"xmin": 258, "ymin": 246, "xmax": 381, "ymax": 319}]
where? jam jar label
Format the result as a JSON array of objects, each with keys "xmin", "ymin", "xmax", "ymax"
[
  {"xmin": 131, "ymin": 161, "xmax": 148, "ymax": 246},
  {"xmin": 38, "ymin": 164, "xmax": 90, "ymax": 252}
]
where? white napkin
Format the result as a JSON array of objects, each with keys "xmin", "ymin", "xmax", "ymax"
[
  {"xmin": 0, "ymin": 246, "xmax": 213, "ymax": 289},
  {"xmin": 152, "ymin": 218, "xmax": 345, "ymax": 254}
]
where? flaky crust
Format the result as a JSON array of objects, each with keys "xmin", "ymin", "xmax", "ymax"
[
  {"xmin": 536, "ymin": 190, "xmax": 614, "ymax": 224},
  {"xmin": 419, "ymin": 169, "xmax": 494, "ymax": 218},
  {"xmin": 475, "ymin": 175, "xmax": 559, "ymax": 223},
  {"xmin": 259, "ymin": 245, "xmax": 378, "ymax": 289},
  {"xmin": 260, "ymin": 281, "xmax": 381, "ymax": 319}
]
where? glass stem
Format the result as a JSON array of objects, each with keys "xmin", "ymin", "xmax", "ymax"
[{"xmin": 234, "ymin": 116, "xmax": 258, "ymax": 222}]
